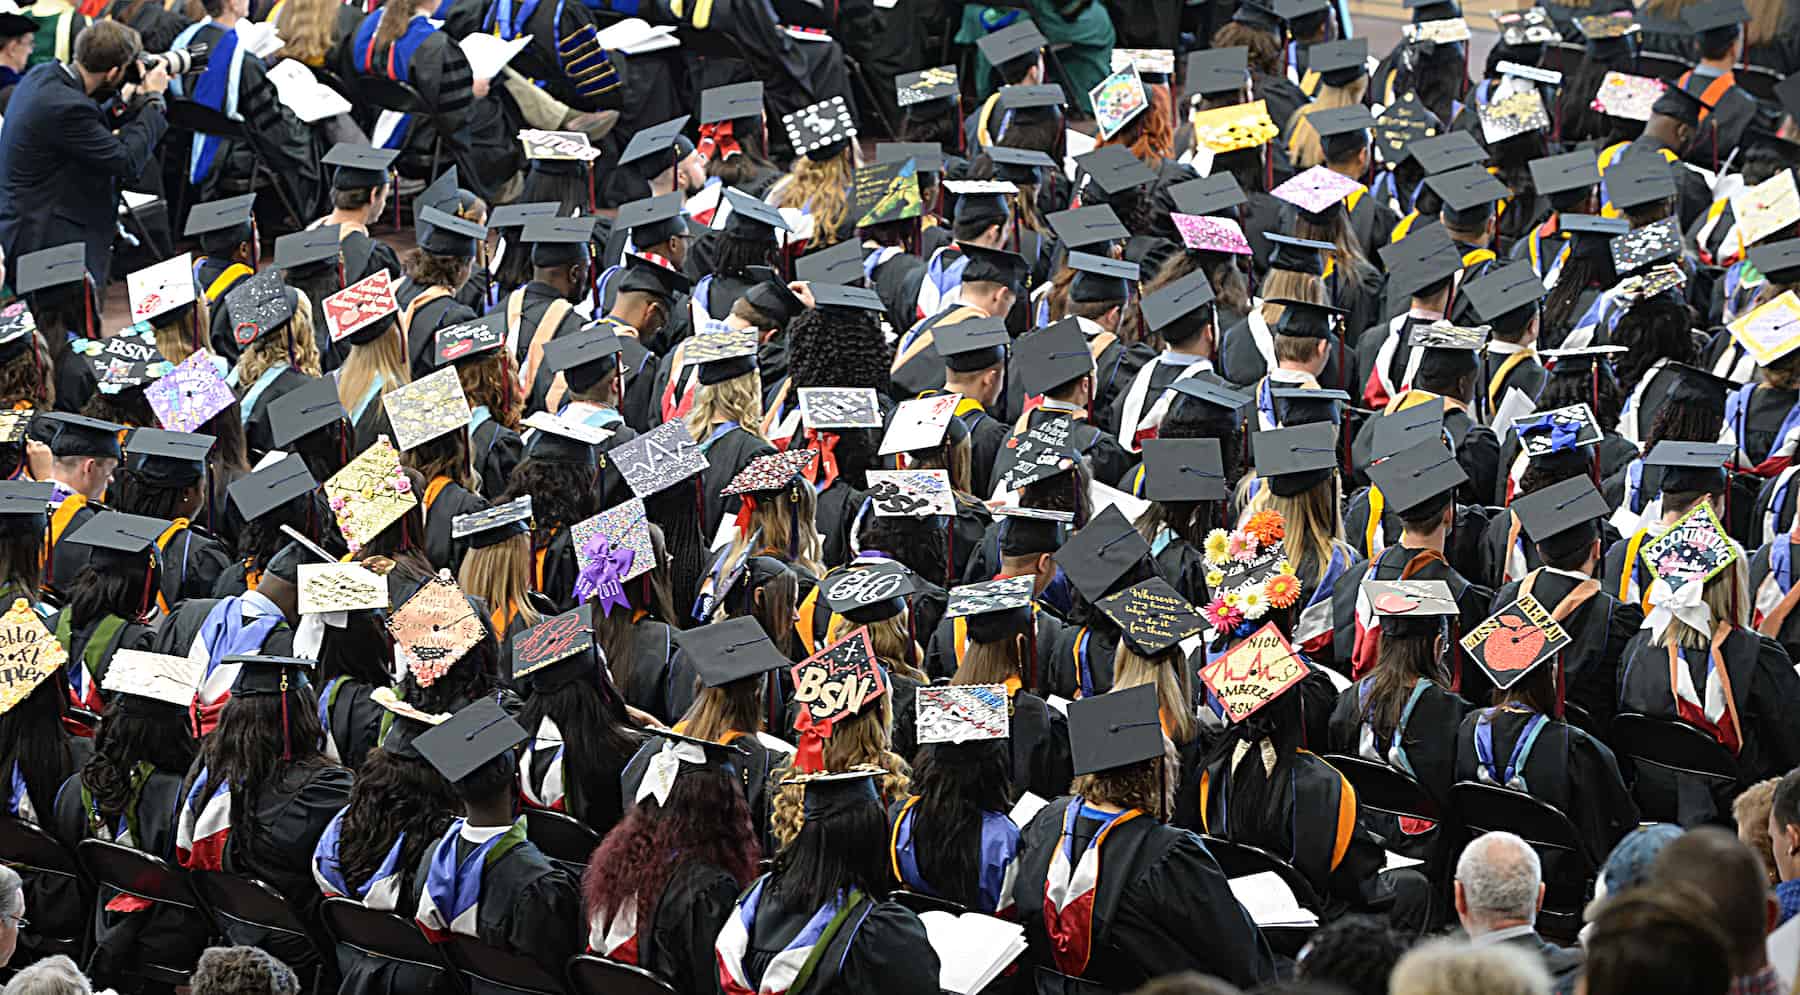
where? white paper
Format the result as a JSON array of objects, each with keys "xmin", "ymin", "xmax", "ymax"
[
  {"xmin": 1063, "ymin": 128, "xmax": 1096, "ymax": 182},
  {"xmin": 1227, "ymin": 871, "xmax": 1319, "ymax": 927},
  {"xmin": 370, "ymin": 108, "xmax": 406, "ymax": 149},
  {"xmin": 297, "ymin": 562, "xmax": 391, "ymax": 615},
  {"xmin": 595, "ymin": 18, "xmax": 679, "ymax": 53},
  {"xmin": 1490, "ymin": 386, "xmax": 1535, "ymax": 436},
  {"xmin": 1008, "ymin": 791, "xmax": 1049, "ymax": 829},
  {"xmin": 779, "ymin": 25, "xmax": 833, "ymax": 42},
  {"xmin": 121, "ymin": 190, "xmax": 158, "ymax": 210},
  {"xmin": 234, "ymin": 20, "xmax": 285, "ymax": 59},
  {"xmin": 1383, "ymin": 850, "xmax": 1424, "ymax": 871},
  {"xmin": 266, "ymin": 59, "xmax": 351, "ymax": 123},
  {"xmin": 1769, "ymin": 902, "xmax": 1800, "ymax": 991},
  {"xmin": 459, "ymin": 32, "xmax": 530, "ymax": 80},
  {"xmin": 918, "ymin": 911, "xmax": 1027, "ymax": 995},
  {"xmin": 1089, "ymin": 480, "xmax": 1149, "ymax": 523},
  {"xmin": 1044, "ymin": 694, "xmax": 1071, "ymax": 715},
  {"xmin": 1608, "ymin": 504, "xmax": 1643, "ymax": 540}
]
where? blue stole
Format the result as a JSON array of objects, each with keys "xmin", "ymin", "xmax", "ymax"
[
  {"xmin": 171, "ymin": 21, "xmax": 245, "ymax": 183},
  {"xmin": 238, "ymin": 363, "xmax": 291, "ymax": 423},
  {"xmin": 314, "ymin": 808, "xmax": 406, "ymax": 902},
  {"xmin": 355, "ymin": 14, "xmax": 437, "ymax": 148},
  {"xmin": 1474, "ymin": 709, "xmax": 1547, "ymax": 791},
  {"xmin": 351, "ymin": 375, "xmax": 385, "ymax": 424}
]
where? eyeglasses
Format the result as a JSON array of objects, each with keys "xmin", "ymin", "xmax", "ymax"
[{"xmin": 3, "ymin": 915, "xmax": 27, "ymax": 929}]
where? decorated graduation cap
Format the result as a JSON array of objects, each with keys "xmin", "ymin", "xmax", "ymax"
[
  {"xmin": 519, "ymin": 215, "xmax": 596, "ymax": 268},
  {"xmin": 945, "ymin": 574, "xmax": 1035, "ymax": 644},
  {"xmin": 273, "ymin": 226, "xmax": 340, "ymax": 274},
  {"xmin": 819, "ymin": 559, "xmax": 918, "ymax": 625},
  {"xmin": 1096, "ymin": 578, "xmax": 1204, "ymax": 656},
  {"xmin": 1066, "ymin": 683, "xmax": 1161, "ymax": 775},
  {"xmin": 976, "ymin": 18, "xmax": 1046, "ymax": 74},
  {"xmin": 612, "ymin": 420, "xmax": 710, "ymax": 498},
  {"xmin": 230, "ymin": 452, "xmax": 316, "ymax": 523},
  {"xmin": 996, "ymin": 415, "xmax": 1079, "ymax": 491},
  {"xmin": 1493, "ymin": 5, "xmax": 1560, "ymax": 45},
  {"xmin": 1478, "ymin": 89, "xmax": 1552, "ymax": 144},
  {"xmin": 1606, "ymin": 152, "xmax": 1678, "ymax": 212},
  {"xmin": 127, "ymin": 253, "xmax": 197, "ymax": 326},
  {"xmin": 1645, "ymin": 439, "xmax": 1733, "ymax": 494},
  {"xmin": 1053, "ymin": 505, "xmax": 1151, "ymax": 602},
  {"xmin": 222, "ymin": 271, "xmax": 302, "ymax": 353},
  {"xmin": 101, "ymin": 649, "xmax": 203, "ymax": 708},
  {"xmin": 1172, "ymin": 213, "xmax": 1252, "ymax": 255},
  {"xmin": 721, "ymin": 448, "xmax": 817, "ymax": 497},
  {"xmin": 1372, "ymin": 97, "xmax": 1437, "ymax": 164},
  {"xmin": 1271, "ymin": 165, "xmax": 1363, "ymax": 221},
  {"xmin": 1639, "ymin": 499, "xmax": 1738, "ymax": 607},
  {"xmin": 1307, "ymin": 103, "xmax": 1376, "ymax": 161},
  {"xmin": 78, "ymin": 327, "xmax": 171, "ymax": 395},
  {"xmin": 1265, "ymin": 232, "xmax": 1333, "ymax": 276},
  {"xmin": 322, "ymin": 143, "xmax": 398, "ymax": 190},
  {"xmin": 685, "ymin": 327, "xmax": 759, "ymax": 385},
  {"xmin": 1088, "ymin": 66, "xmax": 1149, "ymax": 140},
  {"xmin": 382, "ymin": 366, "xmax": 471, "ymax": 452},
  {"xmin": 1379, "ymin": 223, "xmax": 1461, "ymax": 298},
  {"xmin": 1427, "ymin": 163, "xmax": 1510, "ymax": 228},
  {"xmin": 1047, "ymin": 205, "xmax": 1129, "ymax": 249},
  {"xmin": 1363, "ymin": 578, "xmax": 1458, "ymax": 639},
  {"xmin": 618, "ymin": 251, "xmax": 693, "ymax": 299},
  {"xmin": 1185, "ymin": 46, "xmax": 1249, "ymax": 99},
  {"xmin": 432, "ymin": 312, "xmax": 507, "ymax": 370},
  {"xmin": 1593, "ymin": 71, "xmax": 1664, "ymax": 122},
  {"xmin": 957, "ymin": 243, "xmax": 1029, "ymax": 292},
  {"xmin": 1530, "ymin": 150, "xmax": 1601, "ymax": 208},
  {"xmin": 1610, "ymin": 217, "xmax": 1682, "ymax": 274},
  {"xmin": 864, "ymin": 468, "xmax": 953, "ymax": 518},
  {"xmin": 1188, "ymin": 100, "xmax": 1279, "ymax": 155},
  {"xmin": 539, "ymin": 324, "xmax": 623, "ymax": 393},
  {"xmin": 0, "ymin": 599, "xmax": 64, "ymax": 718},
  {"xmin": 509, "ymin": 603, "xmax": 601, "ymax": 690},
  {"xmin": 1252, "ymin": 421, "xmax": 1338, "ymax": 497},
  {"xmin": 916, "ymin": 685, "xmax": 1010, "ymax": 745},
  {"xmin": 124, "ymin": 428, "xmax": 211, "ymax": 488},
  {"xmin": 797, "ymin": 387, "xmax": 882, "ymax": 430},
  {"xmin": 1368, "ymin": 439, "xmax": 1468, "ymax": 518},
  {"xmin": 183, "ymin": 194, "xmax": 257, "ymax": 251},
  {"xmin": 1515, "ymin": 403, "xmax": 1602, "ymax": 458},
  {"xmin": 788, "ymin": 627, "xmax": 888, "ymax": 769},
  {"xmin": 934, "ymin": 317, "xmax": 1009, "ymax": 372},
  {"xmin": 36, "ymin": 411, "xmax": 122, "ymax": 460},
  {"xmin": 0, "ymin": 302, "xmax": 31, "ymax": 367},
  {"xmin": 0, "ymin": 481, "xmax": 50, "ymax": 536},
  {"xmin": 782, "ymin": 96, "xmax": 857, "ymax": 161},
  {"xmin": 322, "ymin": 440, "xmax": 413, "ymax": 553},
  {"xmin": 1456, "ymin": 262, "xmax": 1546, "ymax": 336},
  {"xmin": 1511, "ymin": 475, "xmax": 1609, "ymax": 563},
  {"xmin": 1197, "ymin": 622, "xmax": 1309, "ymax": 722},
  {"xmin": 452, "ymin": 495, "xmax": 532, "ymax": 550},
  {"xmin": 1014, "ymin": 318, "xmax": 1092, "ymax": 396},
  {"xmin": 894, "ymin": 66, "xmax": 957, "ymax": 110},
  {"xmin": 1459, "ymin": 593, "xmax": 1571, "ymax": 691},
  {"xmin": 388, "ymin": 576, "xmax": 485, "ymax": 690},
  {"xmin": 267, "ymin": 375, "xmax": 348, "ymax": 450},
  {"xmin": 413, "ymin": 696, "xmax": 528, "ymax": 785},
  {"xmin": 415, "ymin": 205, "xmax": 486, "ymax": 258},
  {"xmin": 880, "ymin": 394, "xmax": 960, "ymax": 457}
]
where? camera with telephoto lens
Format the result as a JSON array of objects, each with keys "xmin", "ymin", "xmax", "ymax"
[{"xmin": 124, "ymin": 42, "xmax": 208, "ymax": 84}]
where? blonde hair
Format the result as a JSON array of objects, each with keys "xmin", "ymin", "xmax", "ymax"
[
  {"xmin": 1747, "ymin": 0, "xmax": 1780, "ymax": 46},
  {"xmin": 1285, "ymin": 78, "xmax": 1369, "ymax": 169},
  {"xmin": 774, "ymin": 150, "xmax": 856, "ymax": 247},
  {"xmin": 273, "ymin": 0, "xmax": 340, "ymax": 66},
  {"xmin": 151, "ymin": 298, "xmax": 208, "ymax": 366},
  {"xmin": 1069, "ymin": 735, "xmax": 1177, "ymax": 819},
  {"xmin": 336, "ymin": 324, "xmax": 409, "ymax": 416},
  {"xmin": 1389, "ymin": 939, "xmax": 1551, "ymax": 995},
  {"xmin": 679, "ymin": 680, "xmax": 764, "ymax": 742},
  {"xmin": 951, "ymin": 633, "xmax": 1030, "ymax": 685},
  {"xmin": 721, "ymin": 485, "xmax": 826, "ymax": 578},
  {"xmin": 769, "ymin": 697, "xmax": 909, "ymax": 847},
  {"xmin": 457, "ymin": 533, "xmax": 540, "ymax": 634},
  {"xmin": 828, "ymin": 612, "xmax": 926, "ymax": 684},
  {"xmin": 1271, "ymin": 478, "xmax": 1348, "ymax": 573},
  {"xmin": 235, "ymin": 296, "xmax": 322, "ymax": 389},
  {"xmin": 1656, "ymin": 556, "xmax": 1749, "ymax": 649},
  {"xmin": 684, "ymin": 372, "xmax": 766, "ymax": 443},
  {"xmin": 1258, "ymin": 271, "xmax": 1327, "ymax": 325},
  {"xmin": 1111, "ymin": 643, "xmax": 1195, "ymax": 746}
]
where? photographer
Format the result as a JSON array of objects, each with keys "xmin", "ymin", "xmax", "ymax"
[{"xmin": 0, "ymin": 20, "xmax": 167, "ymax": 292}]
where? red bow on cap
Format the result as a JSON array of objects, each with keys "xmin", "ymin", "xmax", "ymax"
[{"xmin": 792, "ymin": 708, "xmax": 837, "ymax": 773}]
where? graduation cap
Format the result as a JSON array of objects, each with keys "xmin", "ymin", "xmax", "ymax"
[
  {"xmin": 794, "ymin": 239, "xmax": 865, "ymax": 285},
  {"xmin": 1408, "ymin": 131, "xmax": 1487, "ymax": 176},
  {"xmin": 224, "ymin": 654, "xmax": 316, "ymax": 700},
  {"xmin": 742, "ymin": 267, "xmax": 805, "ymax": 325},
  {"xmin": 1065, "ymin": 682, "xmax": 1161, "ymax": 775},
  {"xmin": 510, "ymin": 603, "xmax": 597, "ymax": 688},
  {"xmin": 1379, "ymin": 223, "xmax": 1462, "ymax": 297},
  {"xmin": 1168, "ymin": 375, "xmax": 1251, "ymax": 415},
  {"xmin": 797, "ymin": 387, "xmax": 883, "ymax": 430},
  {"xmin": 415, "ymin": 205, "xmax": 486, "ymax": 258},
  {"xmin": 1047, "ymin": 205, "xmax": 1128, "ymax": 249},
  {"xmin": 1638, "ymin": 498, "xmax": 1738, "ymax": 590},
  {"xmin": 975, "ymin": 18, "xmax": 1045, "ymax": 70},
  {"xmin": 1067, "ymin": 251, "xmax": 1137, "ymax": 304},
  {"xmin": 63, "ymin": 511, "xmax": 167, "ymax": 573},
  {"xmin": 0, "ymin": 301, "xmax": 31, "ymax": 365},
  {"xmin": 267, "ymin": 375, "xmax": 347, "ymax": 450},
  {"xmin": 1014, "ymin": 318, "xmax": 1092, "ymax": 395},
  {"xmin": 1308, "ymin": 38, "xmax": 1367, "ymax": 87},
  {"xmin": 1271, "ymin": 165, "xmax": 1364, "ymax": 217},
  {"xmin": 1560, "ymin": 213, "xmax": 1630, "ymax": 264},
  {"xmin": 1493, "ymin": 6, "xmax": 1561, "ymax": 45},
  {"xmin": 1459, "ymin": 594, "xmax": 1571, "ymax": 690},
  {"xmin": 894, "ymin": 66, "xmax": 957, "ymax": 108},
  {"xmin": 1362, "ymin": 579, "xmax": 1458, "ymax": 631},
  {"xmin": 1089, "ymin": 66, "xmax": 1149, "ymax": 139},
  {"xmin": 945, "ymin": 574, "xmax": 1035, "ymax": 637},
  {"xmin": 612, "ymin": 420, "xmax": 709, "ymax": 498},
  {"xmin": 1140, "ymin": 437, "xmax": 1227, "ymax": 502},
  {"xmin": 0, "ymin": 598, "xmax": 63, "ymax": 718},
  {"xmin": 182, "ymin": 194, "xmax": 256, "ymax": 246},
  {"xmin": 1606, "ymin": 152, "xmax": 1678, "ymax": 212},
  {"xmin": 721, "ymin": 188, "xmax": 793, "ymax": 238},
  {"xmin": 0, "ymin": 481, "xmax": 50, "ymax": 535},
  {"xmin": 519, "ymin": 215, "xmax": 596, "ymax": 268},
  {"xmin": 382, "ymin": 366, "xmax": 470, "ymax": 452},
  {"xmin": 1373, "ymin": 96, "xmax": 1438, "ymax": 164},
  {"xmin": 79, "ymin": 327, "xmax": 170, "ymax": 395},
  {"xmin": 618, "ymin": 251, "xmax": 692, "ymax": 299},
  {"xmin": 616, "ymin": 194, "xmax": 684, "ymax": 250},
  {"xmin": 1185, "ymin": 46, "xmax": 1249, "ymax": 99},
  {"xmin": 1266, "ymin": 233, "xmax": 1333, "ymax": 276},
  {"xmin": 1251, "ymin": 421, "xmax": 1338, "ymax": 496},
  {"xmin": 1197, "ymin": 622, "xmax": 1310, "ymax": 722},
  {"xmin": 1053, "ymin": 505, "xmax": 1151, "ymax": 602},
  {"xmin": 127, "ymin": 254, "xmax": 198, "ymax": 325},
  {"xmin": 1077, "ymin": 146, "xmax": 1157, "ymax": 197},
  {"xmin": 1171, "ymin": 214, "xmax": 1252, "ymax": 257},
  {"xmin": 700, "ymin": 81, "xmax": 764, "ymax": 124},
  {"xmin": 520, "ymin": 410, "xmax": 610, "ymax": 465},
  {"xmin": 880, "ymin": 393, "xmax": 961, "ymax": 457},
  {"xmin": 388, "ymin": 576, "xmax": 485, "ymax": 687},
  {"xmin": 668, "ymin": 616, "xmax": 786, "ymax": 690},
  {"xmin": 1269, "ymin": 300, "xmax": 1343, "ymax": 342},
  {"xmin": 322, "ymin": 440, "xmax": 415, "ymax": 552},
  {"xmin": 809, "ymin": 283, "xmax": 886, "ymax": 313},
  {"xmin": 1530, "ymin": 150, "xmax": 1600, "ymax": 207},
  {"xmin": 720, "ymin": 448, "xmax": 816, "ymax": 497},
  {"xmin": 124, "ymin": 428, "xmax": 211, "ymax": 487},
  {"xmin": 1308, "ymin": 103, "xmax": 1376, "ymax": 160},
  {"xmin": 413, "ymin": 697, "xmax": 528, "ymax": 785},
  {"xmin": 272, "ymin": 226, "xmax": 340, "ymax": 273},
  {"xmin": 1660, "ymin": 362, "xmax": 1732, "ymax": 413},
  {"xmin": 1511, "ymin": 475, "xmax": 1609, "ymax": 561},
  {"xmin": 1410, "ymin": 319, "xmax": 1490, "ymax": 353},
  {"xmin": 0, "ymin": 409, "xmax": 27, "ymax": 447},
  {"xmin": 782, "ymin": 97, "xmax": 857, "ymax": 159},
  {"xmin": 1367, "ymin": 440, "xmax": 1468, "ymax": 517},
  {"xmin": 935, "ymin": 318, "xmax": 1009, "ymax": 372},
  {"xmin": 1593, "ymin": 71, "xmax": 1664, "ymax": 122},
  {"xmin": 790, "ymin": 767, "xmax": 886, "ymax": 818},
  {"xmin": 1427, "ymin": 164, "xmax": 1510, "ymax": 227},
  {"xmin": 535, "ymin": 325, "xmax": 620, "ymax": 396},
  {"xmin": 1750, "ymin": 239, "xmax": 1800, "ymax": 286},
  {"xmin": 1610, "ymin": 217, "xmax": 1682, "ymax": 274},
  {"xmin": 819, "ymin": 561, "xmax": 918, "ymax": 627},
  {"xmin": 1167, "ymin": 172, "xmax": 1247, "ymax": 216},
  {"xmin": 1456, "ymin": 262, "xmax": 1545, "ymax": 334},
  {"xmin": 296, "ymin": 561, "xmax": 389, "ymax": 615},
  {"xmin": 14, "ymin": 243, "xmax": 86, "ymax": 295},
  {"xmin": 958, "ymin": 243, "xmax": 1029, "ymax": 291},
  {"xmin": 1478, "ymin": 89, "xmax": 1551, "ymax": 144},
  {"xmin": 1515, "ymin": 403, "xmax": 1603, "ymax": 457},
  {"xmin": 452, "ymin": 495, "xmax": 533, "ymax": 549},
  {"xmin": 685, "ymin": 327, "xmax": 759, "ymax": 385},
  {"xmin": 229, "ymin": 452, "xmax": 316, "ymax": 523},
  {"xmin": 36, "ymin": 412, "xmax": 122, "ymax": 460},
  {"xmin": 915, "ymin": 685, "xmax": 1011, "ymax": 745},
  {"xmin": 996, "ymin": 84, "xmax": 1065, "ymax": 111},
  {"xmin": 996, "ymin": 416, "xmax": 1079, "ymax": 491},
  {"xmin": 417, "ymin": 167, "xmax": 462, "ymax": 215},
  {"xmin": 322, "ymin": 144, "xmax": 397, "ymax": 190},
  {"xmin": 431, "ymin": 313, "xmax": 507, "ymax": 370},
  {"xmin": 487, "ymin": 201, "xmax": 561, "ymax": 230},
  {"xmin": 1734, "ymin": 169, "xmax": 1800, "ymax": 248},
  {"xmin": 1188, "ymin": 100, "xmax": 1279, "ymax": 154},
  {"xmin": 877, "ymin": 142, "xmax": 946, "ymax": 175},
  {"xmin": 1650, "ymin": 83, "xmax": 1710, "ymax": 127},
  {"xmin": 618, "ymin": 115, "xmax": 691, "ymax": 168},
  {"xmin": 863, "ymin": 468, "xmax": 952, "ymax": 517},
  {"xmin": 1645, "ymin": 439, "xmax": 1733, "ymax": 493},
  {"xmin": 1096, "ymin": 578, "xmax": 1204, "ymax": 656},
  {"xmin": 101, "ymin": 649, "xmax": 203, "ymax": 708}
]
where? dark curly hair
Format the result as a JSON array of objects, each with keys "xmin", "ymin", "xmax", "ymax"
[
  {"xmin": 1610, "ymin": 294, "xmax": 1695, "ymax": 400},
  {"xmin": 1296, "ymin": 914, "xmax": 1407, "ymax": 995},
  {"xmin": 786, "ymin": 308, "xmax": 891, "ymax": 393},
  {"xmin": 0, "ymin": 335, "xmax": 51, "ymax": 409},
  {"xmin": 79, "ymin": 696, "xmax": 195, "ymax": 838},
  {"xmin": 906, "ymin": 740, "xmax": 1014, "ymax": 910},
  {"xmin": 65, "ymin": 556, "xmax": 160, "ymax": 625},
  {"xmin": 183, "ymin": 687, "xmax": 332, "ymax": 873},
  {"xmin": 710, "ymin": 232, "xmax": 779, "ymax": 281},
  {"xmin": 856, "ymin": 513, "xmax": 949, "ymax": 588},
  {"xmin": 501, "ymin": 458, "xmax": 599, "ymax": 533},
  {"xmin": 316, "ymin": 608, "xmax": 395, "ymax": 689},
  {"xmin": 334, "ymin": 744, "xmax": 457, "ymax": 899}
]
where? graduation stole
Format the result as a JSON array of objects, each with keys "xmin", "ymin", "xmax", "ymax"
[
  {"xmin": 312, "ymin": 809, "xmax": 407, "ymax": 911},
  {"xmin": 80, "ymin": 760, "xmax": 154, "ymax": 849},
  {"xmin": 1755, "ymin": 531, "xmax": 1800, "ymax": 635},
  {"xmin": 519, "ymin": 716, "xmax": 567, "ymax": 812},
  {"xmin": 1517, "ymin": 569, "xmax": 1599, "ymax": 715},
  {"xmin": 1725, "ymin": 382, "xmax": 1800, "ymax": 477},
  {"xmin": 317, "ymin": 675, "xmax": 351, "ymax": 764},
  {"xmin": 53, "ymin": 611, "xmax": 120, "ymax": 717},
  {"xmin": 1486, "ymin": 346, "xmax": 1537, "ymax": 409},
  {"xmin": 1668, "ymin": 621, "xmax": 1743, "ymax": 755},
  {"xmin": 415, "ymin": 816, "xmax": 530, "ymax": 942},
  {"xmin": 176, "ymin": 767, "xmax": 233, "ymax": 870},
  {"xmin": 1043, "ymin": 801, "xmax": 1141, "ymax": 977},
  {"xmin": 176, "ymin": 20, "xmax": 244, "ymax": 183},
  {"xmin": 1473, "ymin": 707, "xmax": 1548, "ymax": 791},
  {"xmin": 588, "ymin": 894, "xmax": 640, "ymax": 963},
  {"xmin": 1296, "ymin": 546, "xmax": 1351, "ymax": 655},
  {"xmin": 715, "ymin": 877, "xmax": 866, "ymax": 995},
  {"xmin": 1350, "ymin": 547, "xmax": 1449, "ymax": 681}
]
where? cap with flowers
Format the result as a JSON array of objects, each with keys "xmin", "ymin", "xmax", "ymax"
[{"xmin": 1201, "ymin": 509, "xmax": 1302, "ymax": 637}]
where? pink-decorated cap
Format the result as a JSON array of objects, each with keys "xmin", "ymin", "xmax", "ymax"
[
  {"xmin": 1172, "ymin": 213, "xmax": 1252, "ymax": 255},
  {"xmin": 1269, "ymin": 165, "xmax": 1365, "ymax": 216}
]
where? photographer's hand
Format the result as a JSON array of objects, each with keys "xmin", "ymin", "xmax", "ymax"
[{"xmin": 140, "ymin": 61, "xmax": 170, "ymax": 95}]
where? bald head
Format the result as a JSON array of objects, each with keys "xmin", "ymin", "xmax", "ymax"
[
  {"xmin": 1456, "ymin": 832, "xmax": 1543, "ymax": 933},
  {"xmin": 1652, "ymin": 826, "xmax": 1772, "ymax": 975}
]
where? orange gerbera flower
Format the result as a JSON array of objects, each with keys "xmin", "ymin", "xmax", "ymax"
[
  {"xmin": 1265, "ymin": 572, "xmax": 1301, "ymax": 609},
  {"xmin": 1247, "ymin": 509, "xmax": 1286, "ymax": 546}
]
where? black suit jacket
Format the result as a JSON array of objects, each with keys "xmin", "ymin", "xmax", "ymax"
[{"xmin": 0, "ymin": 62, "xmax": 167, "ymax": 288}]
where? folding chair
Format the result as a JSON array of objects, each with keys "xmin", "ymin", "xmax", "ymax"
[
  {"xmin": 0, "ymin": 816, "xmax": 89, "ymax": 963},
  {"xmin": 566, "ymin": 954, "xmax": 679, "ymax": 995},
  {"xmin": 891, "ymin": 889, "xmax": 968, "ymax": 917},
  {"xmin": 1451, "ymin": 781, "xmax": 1594, "ymax": 943},
  {"xmin": 1635, "ymin": 51, "xmax": 1694, "ymax": 84},
  {"xmin": 75, "ymin": 839, "xmax": 206, "ymax": 988},
  {"xmin": 191, "ymin": 871, "xmax": 333, "ymax": 993},
  {"xmin": 523, "ymin": 809, "xmax": 600, "ymax": 880},
  {"xmin": 164, "ymin": 99, "xmax": 306, "ymax": 230},
  {"xmin": 1326, "ymin": 754, "xmax": 1450, "ymax": 924},
  {"xmin": 1608, "ymin": 712, "xmax": 1740, "ymax": 823},
  {"xmin": 442, "ymin": 935, "xmax": 568, "ymax": 995},
  {"xmin": 318, "ymin": 897, "xmax": 460, "ymax": 995}
]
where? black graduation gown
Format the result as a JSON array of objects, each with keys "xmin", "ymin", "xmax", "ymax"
[
  {"xmin": 470, "ymin": 416, "xmax": 523, "ymax": 501},
  {"xmin": 521, "ymin": 723, "xmax": 636, "ymax": 837},
  {"xmin": 1343, "ymin": 491, "xmax": 1491, "ymax": 585},
  {"xmin": 729, "ymin": 881, "xmax": 940, "ymax": 995},
  {"xmin": 612, "ymin": 618, "xmax": 681, "ymax": 723},
  {"xmin": 51, "ymin": 765, "xmax": 207, "ymax": 981},
  {"xmin": 1253, "ymin": 72, "xmax": 1308, "ymax": 147},
  {"xmin": 423, "ymin": 479, "xmax": 487, "ymax": 574},
  {"xmin": 154, "ymin": 598, "xmax": 298, "ymax": 658},
  {"xmin": 1486, "ymin": 571, "xmax": 1643, "ymax": 732},
  {"xmin": 42, "ymin": 492, "xmax": 101, "ymax": 599},
  {"xmin": 1727, "ymin": 384, "xmax": 1800, "ymax": 468},
  {"xmin": 815, "ymin": 482, "xmax": 865, "ymax": 570},
  {"xmin": 1349, "ymin": 399, "xmax": 1500, "ymax": 507},
  {"xmin": 616, "ymin": 334, "xmax": 663, "ymax": 432},
  {"xmin": 156, "ymin": 522, "xmax": 232, "ymax": 607},
  {"xmin": 241, "ymin": 367, "xmax": 319, "ymax": 461},
  {"xmin": 500, "ymin": 282, "xmax": 587, "ymax": 414},
  {"xmin": 696, "ymin": 426, "xmax": 777, "ymax": 541},
  {"xmin": 1348, "ymin": 190, "xmax": 1400, "ymax": 267},
  {"xmin": 1045, "ymin": 623, "xmax": 1118, "ymax": 699},
  {"xmin": 399, "ymin": 280, "xmax": 478, "ymax": 379},
  {"xmin": 1452, "ymin": 707, "xmax": 1638, "ymax": 866},
  {"xmin": 320, "ymin": 676, "xmax": 386, "ymax": 772},
  {"xmin": 1328, "ymin": 678, "xmax": 1469, "ymax": 863},
  {"xmin": 915, "ymin": 389, "xmax": 1007, "ymax": 501},
  {"xmin": 623, "ymin": 860, "xmax": 741, "ymax": 995},
  {"xmin": 1090, "ymin": 335, "xmax": 1155, "ymax": 429},
  {"xmin": 891, "ymin": 304, "xmax": 982, "ymax": 401},
  {"xmin": 1332, "ymin": 544, "xmax": 1495, "ymax": 681},
  {"xmin": 1617, "ymin": 625, "xmax": 1800, "ymax": 823},
  {"xmin": 2, "ymin": 736, "xmax": 86, "ymax": 965},
  {"xmin": 1480, "ymin": 350, "xmax": 1549, "ymax": 410},
  {"xmin": 529, "ymin": 527, "xmax": 581, "ymax": 615},
  {"xmin": 870, "ymin": 249, "xmax": 927, "ymax": 336},
  {"xmin": 1750, "ymin": 539, "xmax": 1800, "ymax": 663},
  {"xmin": 1217, "ymin": 317, "xmax": 1352, "ymax": 395},
  {"xmin": 1681, "ymin": 75, "xmax": 1757, "ymax": 173},
  {"xmin": 171, "ymin": 21, "xmax": 323, "ymax": 215},
  {"xmin": 1013, "ymin": 799, "xmax": 1275, "ymax": 992},
  {"xmin": 413, "ymin": 827, "xmax": 582, "ymax": 995},
  {"xmin": 210, "ymin": 763, "xmax": 354, "ymax": 967},
  {"xmin": 50, "ymin": 338, "xmax": 101, "ymax": 415}
]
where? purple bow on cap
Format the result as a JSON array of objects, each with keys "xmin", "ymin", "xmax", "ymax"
[{"xmin": 574, "ymin": 533, "xmax": 636, "ymax": 616}]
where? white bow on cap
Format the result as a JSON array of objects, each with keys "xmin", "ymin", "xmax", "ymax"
[
  {"xmin": 635, "ymin": 739, "xmax": 707, "ymax": 807},
  {"xmin": 1642, "ymin": 576, "xmax": 1711, "ymax": 642}
]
